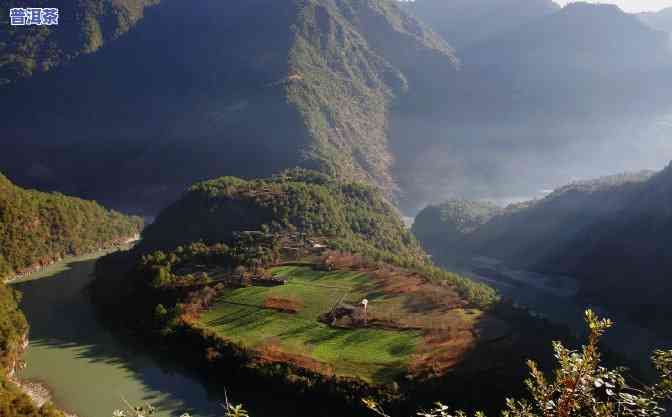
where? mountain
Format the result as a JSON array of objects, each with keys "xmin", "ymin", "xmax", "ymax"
[
  {"xmin": 413, "ymin": 166, "xmax": 672, "ymax": 334},
  {"xmin": 463, "ymin": 3, "xmax": 672, "ymax": 90},
  {"xmin": 0, "ymin": 0, "xmax": 159, "ymax": 86},
  {"xmin": 4, "ymin": 1, "xmax": 671, "ymax": 218},
  {"xmin": 639, "ymin": 7, "xmax": 672, "ymax": 33},
  {"xmin": 0, "ymin": 0, "xmax": 457, "ymax": 215},
  {"xmin": 0, "ymin": 172, "xmax": 143, "ymax": 280},
  {"xmin": 432, "ymin": 171, "xmax": 655, "ymax": 264},
  {"xmin": 391, "ymin": 2, "xmax": 672, "ymax": 211},
  {"xmin": 401, "ymin": 0, "xmax": 560, "ymax": 50}
]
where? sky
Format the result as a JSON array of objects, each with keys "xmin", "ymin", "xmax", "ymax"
[{"xmin": 554, "ymin": 0, "xmax": 672, "ymax": 13}]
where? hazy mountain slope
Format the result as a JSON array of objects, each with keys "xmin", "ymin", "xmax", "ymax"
[
  {"xmin": 0, "ymin": 0, "xmax": 159, "ymax": 87},
  {"xmin": 401, "ymin": 0, "xmax": 559, "ymax": 50},
  {"xmin": 461, "ymin": 2, "xmax": 672, "ymax": 116},
  {"xmin": 411, "ymin": 171, "xmax": 654, "ymax": 262},
  {"xmin": 462, "ymin": 171, "xmax": 656, "ymax": 266},
  {"xmin": 0, "ymin": 172, "xmax": 143, "ymax": 279},
  {"xmin": 412, "ymin": 199, "xmax": 500, "ymax": 250},
  {"xmin": 0, "ymin": 0, "xmax": 456, "ymax": 214},
  {"xmin": 639, "ymin": 7, "xmax": 672, "ymax": 33},
  {"xmin": 550, "ymin": 164, "xmax": 672, "ymax": 331},
  {"xmin": 391, "ymin": 2, "xmax": 672, "ymax": 212}
]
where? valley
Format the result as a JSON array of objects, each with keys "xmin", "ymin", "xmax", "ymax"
[{"xmin": 2, "ymin": 0, "xmax": 672, "ymax": 416}]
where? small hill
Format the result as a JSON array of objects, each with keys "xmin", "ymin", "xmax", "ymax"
[
  {"xmin": 401, "ymin": 0, "xmax": 559, "ymax": 49},
  {"xmin": 412, "ymin": 200, "xmax": 500, "ymax": 250},
  {"xmin": 0, "ymin": 0, "xmax": 456, "ymax": 214},
  {"xmin": 0, "ymin": 172, "xmax": 143, "ymax": 280},
  {"xmin": 0, "ymin": 0, "xmax": 159, "ymax": 86},
  {"xmin": 139, "ymin": 169, "xmax": 427, "ymax": 264},
  {"xmin": 92, "ymin": 171, "xmax": 575, "ymax": 414}
]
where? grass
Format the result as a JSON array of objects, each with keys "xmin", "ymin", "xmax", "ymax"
[
  {"xmin": 196, "ymin": 265, "xmax": 498, "ymax": 383},
  {"xmin": 198, "ymin": 266, "xmax": 422, "ymax": 383}
]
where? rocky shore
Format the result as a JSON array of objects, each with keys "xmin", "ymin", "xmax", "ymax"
[{"xmin": 9, "ymin": 353, "xmax": 79, "ymax": 417}]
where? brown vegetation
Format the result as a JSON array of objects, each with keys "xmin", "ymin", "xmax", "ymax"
[
  {"xmin": 256, "ymin": 341, "xmax": 326, "ymax": 374},
  {"xmin": 263, "ymin": 297, "xmax": 303, "ymax": 314}
]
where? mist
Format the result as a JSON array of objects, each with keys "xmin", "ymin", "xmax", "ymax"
[
  {"xmin": 392, "ymin": 0, "xmax": 672, "ymax": 214},
  {"xmin": 392, "ymin": 104, "xmax": 672, "ymax": 214}
]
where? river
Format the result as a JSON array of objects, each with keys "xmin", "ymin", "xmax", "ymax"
[{"xmin": 10, "ymin": 249, "xmax": 302, "ymax": 417}]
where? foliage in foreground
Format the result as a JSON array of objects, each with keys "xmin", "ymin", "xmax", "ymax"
[{"xmin": 364, "ymin": 310, "xmax": 672, "ymax": 417}]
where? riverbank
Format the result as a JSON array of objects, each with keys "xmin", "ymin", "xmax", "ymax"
[{"xmin": 4, "ymin": 234, "xmax": 139, "ymax": 285}]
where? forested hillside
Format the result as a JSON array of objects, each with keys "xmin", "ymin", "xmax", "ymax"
[
  {"xmin": 139, "ymin": 169, "xmax": 428, "ymax": 265},
  {"xmin": 413, "ymin": 166, "xmax": 672, "ymax": 334},
  {"xmin": 0, "ymin": 172, "xmax": 143, "ymax": 280},
  {"xmin": 0, "ymin": 0, "xmax": 159, "ymax": 86},
  {"xmin": 0, "ymin": 0, "xmax": 456, "ymax": 214}
]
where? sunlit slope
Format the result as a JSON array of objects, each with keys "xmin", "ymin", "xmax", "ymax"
[{"xmin": 0, "ymin": 0, "xmax": 456, "ymax": 214}]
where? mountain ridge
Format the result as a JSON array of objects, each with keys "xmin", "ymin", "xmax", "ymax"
[
  {"xmin": 401, "ymin": 0, "xmax": 560, "ymax": 49},
  {"xmin": 0, "ymin": 0, "xmax": 457, "ymax": 214}
]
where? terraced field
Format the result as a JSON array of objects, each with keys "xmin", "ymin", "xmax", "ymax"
[{"xmin": 198, "ymin": 265, "xmax": 495, "ymax": 383}]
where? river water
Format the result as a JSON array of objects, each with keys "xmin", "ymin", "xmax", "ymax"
[{"xmin": 11, "ymin": 250, "xmax": 299, "ymax": 417}]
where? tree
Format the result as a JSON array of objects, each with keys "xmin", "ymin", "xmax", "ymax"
[{"xmin": 151, "ymin": 267, "xmax": 172, "ymax": 288}]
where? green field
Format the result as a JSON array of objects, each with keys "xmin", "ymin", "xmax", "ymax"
[{"xmin": 198, "ymin": 266, "xmax": 423, "ymax": 382}]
